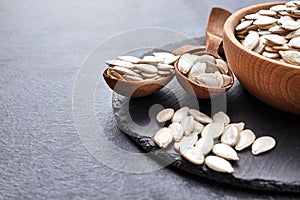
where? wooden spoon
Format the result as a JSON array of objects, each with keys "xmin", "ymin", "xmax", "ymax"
[{"xmin": 173, "ymin": 7, "xmax": 234, "ymax": 99}]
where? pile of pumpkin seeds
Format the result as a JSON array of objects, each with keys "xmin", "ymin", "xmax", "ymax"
[
  {"xmin": 154, "ymin": 107, "xmax": 276, "ymax": 173},
  {"xmin": 177, "ymin": 53, "xmax": 232, "ymax": 88},
  {"xmin": 236, "ymin": 1, "xmax": 300, "ymax": 66},
  {"xmin": 105, "ymin": 52, "xmax": 179, "ymax": 81}
]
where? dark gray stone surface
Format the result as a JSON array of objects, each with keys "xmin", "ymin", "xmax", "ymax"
[{"xmin": 1, "ymin": 0, "xmax": 298, "ymax": 199}]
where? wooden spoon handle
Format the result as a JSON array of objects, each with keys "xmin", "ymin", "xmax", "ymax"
[
  {"xmin": 206, "ymin": 7, "xmax": 232, "ymax": 58},
  {"xmin": 172, "ymin": 45, "xmax": 206, "ymax": 56}
]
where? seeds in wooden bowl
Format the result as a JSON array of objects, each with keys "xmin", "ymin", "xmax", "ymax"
[
  {"xmin": 177, "ymin": 53, "xmax": 233, "ymax": 88},
  {"xmin": 153, "ymin": 107, "xmax": 277, "ymax": 173},
  {"xmin": 105, "ymin": 52, "xmax": 179, "ymax": 81},
  {"xmin": 235, "ymin": 1, "xmax": 300, "ymax": 66}
]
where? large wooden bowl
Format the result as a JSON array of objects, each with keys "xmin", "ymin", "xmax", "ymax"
[
  {"xmin": 103, "ymin": 69, "xmax": 175, "ymax": 97},
  {"xmin": 223, "ymin": 2, "xmax": 300, "ymax": 115}
]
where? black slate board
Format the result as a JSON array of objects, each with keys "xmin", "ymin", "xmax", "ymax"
[{"xmin": 111, "ymin": 38, "xmax": 300, "ymax": 193}]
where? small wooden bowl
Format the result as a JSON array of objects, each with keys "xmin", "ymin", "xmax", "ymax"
[
  {"xmin": 103, "ymin": 69, "xmax": 175, "ymax": 97},
  {"xmin": 174, "ymin": 52, "xmax": 234, "ymax": 99},
  {"xmin": 223, "ymin": 2, "xmax": 300, "ymax": 115}
]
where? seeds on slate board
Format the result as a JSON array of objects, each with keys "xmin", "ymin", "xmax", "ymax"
[
  {"xmin": 205, "ymin": 156, "xmax": 235, "ymax": 173},
  {"xmin": 235, "ymin": 1, "xmax": 300, "ymax": 66},
  {"xmin": 195, "ymin": 136, "xmax": 214, "ymax": 155},
  {"xmin": 235, "ymin": 129, "xmax": 256, "ymax": 151},
  {"xmin": 153, "ymin": 107, "xmax": 276, "ymax": 173},
  {"xmin": 156, "ymin": 108, "xmax": 175, "ymax": 123},
  {"xmin": 212, "ymin": 143, "xmax": 239, "ymax": 161},
  {"xmin": 252, "ymin": 136, "xmax": 276, "ymax": 155},
  {"xmin": 105, "ymin": 52, "xmax": 178, "ymax": 81},
  {"xmin": 182, "ymin": 146, "xmax": 205, "ymax": 165},
  {"xmin": 154, "ymin": 127, "xmax": 173, "ymax": 148},
  {"xmin": 177, "ymin": 53, "xmax": 233, "ymax": 88},
  {"xmin": 221, "ymin": 125, "xmax": 240, "ymax": 146}
]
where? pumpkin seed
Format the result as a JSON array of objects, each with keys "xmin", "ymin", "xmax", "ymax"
[
  {"xmin": 201, "ymin": 122, "xmax": 224, "ymax": 139},
  {"xmin": 196, "ymin": 73, "xmax": 221, "ymax": 88},
  {"xmin": 235, "ymin": 129, "xmax": 256, "ymax": 151},
  {"xmin": 279, "ymin": 50, "xmax": 300, "ymax": 65},
  {"xmin": 193, "ymin": 120, "xmax": 204, "ymax": 134},
  {"xmin": 205, "ymin": 156, "xmax": 234, "ymax": 173},
  {"xmin": 178, "ymin": 133, "xmax": 198, "ymax": 154},
  {"xmin": 288, "ymin": 36, "xmax": 300, "ymax": 48},
  {"xmin": 182, "ymin": 146, "xmax": 205, "ymax": 165},
  {"xmin": 252, "ymin": 136, "xmax": 276, "ymax": 155},
  {"xmin": 169, "ymin": 122, "xmax": 184, "ymax": 142},
  {"xmin": 172, "ymin": 107, "xmax": 190, "ymax": 123},
  {"xmin": 212, "ymin": 143, "xmax": 239, "ymax": 161},
  {"xmin": 221, "ymin": 125, "xmax": 240, "ymax": 146},
  {"xmin": 123, "ymin": 74, "xmax": 143, "ymax": 81},
  {"xmin": 188, "ymin": 109, "xmax": 213, "ymax": 124},
  {"xmin": 243, "ymin": 31, "xmax": 260, "ymax": 50},
  {"xmin": 188, "ymin": 62, "xmax": 206, "ymax": 81},
  {"xmin": 235, "ymin": 20, "xmax": 253, "ymax": 31},
  {"xmin": 181, "ymin": 116, "xmax": 195, "ymax": 136},
  {"xmin": 154, "ymin": 127, "xmax": 173, "ymax": 148},
  {"xmin": 213, "ymin": 111, "xmax": 230, "ymax": 125},
  {"xmin": 117, "ymin": 56, "xmax": 142, "ymax": 63},
  {"xmin": 195, "ymin": 136, "xmax": 214, "ymax": 155},
  {"xmin": 106, "ymin": 59, "xmax": 135, "ymax": 68},
  {"xmin": 156, "ymin": 108, "xmax": 175, "ymax": 123},
  {"xmin": 178, "ymin": 53, "xmax": 194, "ymax": 74}
]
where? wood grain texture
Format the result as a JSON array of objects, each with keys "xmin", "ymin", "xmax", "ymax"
[{"xmin": 223, "ymin": 2, "xmax": 300, "ymax": 115}]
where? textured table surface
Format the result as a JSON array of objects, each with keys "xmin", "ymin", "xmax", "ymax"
[{"xmin": 0, "ymin": 0, "xmax": 299, "ymax": 199}]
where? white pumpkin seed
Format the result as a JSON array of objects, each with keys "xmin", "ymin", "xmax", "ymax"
[
  {"xmin": 193, "ymin": 54, "xmax": 216, "ymax": 64},
  {"xmin": 196, "ymin": 73, "xmax": 221, "ymax": 88},
  {"xmin": 205, "ymin": 156, "xmax": 234, "ymax": 173},
  {"xmin": 117, "ymin": 56, "xmax": 142, "ymax": 63},
  {"xmin": 235, "ymin": 129, "xmax": 256, "ymax": 151},
  {"xmin": 181, "ymin": 146, "xmax": 204, "ymax": 165},
  {"xmin": 270, "ymin": 5, "xmax": 287, "ymax": 12},
  {"xmin": 230, "ymin": 122, "xmax": 245, "ymax": 132},
  {"xmin": 201, "ymin": 122, "xmax": 224, "ymax": 139},
  {"xmin": 279, "ymin": 50, "xmax": 300, "ymax": 65},
  {"xmin": 135, "ymin": 64, "xmax": 158, "ymax": 74},
  {"xmin": 140, "ymin": 56, "xmax": 164, "ymax": 64},
  {"xmin": 213, "ymin": 111, "xmax": 230, "ymax": 125},
  {"xmin": 212, "ymin": 143, "xmax": 239, "ymax": 161},
  {"xmin": 156, "ymin": 108, "xmax": 175, "ymax": 123},
  {"xmin": 252, "ymin": 136, "xmax": 276, "ymax": 155},
  {"xmin": 181, "ymin": 116, "xmax": 195, "ymax": 136},
  {"xmin": 122, "ymin": 74, "xmax": 144, "ymax": 81},
  {"xmin": 141, "ymin": 72, "xmax": 157, "ymax": 78},
  {"xmin": 169, "ymin": 122, "xmax": 184, "ymax": 142},
  {"xmin": 156, "ymin": 63, "xmax": 174, "ymax": 70},
  {"xmin": 222, "ymin": 74, "xmax": 232, "ymax": 87},
  {"xmin": 281, "ymin": 19, "xmax": 300, "ymax": 30},
  {"xmin": 243, "ymin": 31, "xmax": 260, "ymax": 50},
  {"xmin": 288, "ymin": 36, "xmax": 300, "ymax": 48},
  {"xmin": 157, "ymin": 70, "xmax": 172, "ymax": 76},
  {"xmin": 253, "ymin": 16, "xmax": 277, "ymax": 26},
  {"xmin": 153, "ymin": 52, "xmax": 179, "ymax": 64},
  {"xmin": 193, "ymin": 120, "xmax": 204, "ymax": 133},
  {"xmin": 113, "ymin": 66, "xmax": 141, "ymax": 77},
  {"xmin": 216, "ymin": 59, "xmax": 229, "ymax": 74},
  {"xmin": 195, "ymin": 136, "xmax": 214, "ymax": 155},
  {"xmin": 178, "ymin": 53, "xmax": 194, "ymax": 74},
  {"xmin": 188, "ymin": 62, "xmax": 206, "ymax": 81},
  {"xmin": 178, "ymin": 133, "xmax": 198, "ymax": 154},
  {"xmin": 188, "ymin": 109, "xmax": 213, "ymax": 124},
  {"xmin": 221, "ymin": 125, "xmax": 240, "ymax": 146},
  {"xmin": 172, "ymin": 107, "xmax": 190, "ymax": 123},
  {"xmin": 154, "ymin": 127, "xmax": 173, "ymax": 148},
  {"xmin": 286, "ymin": 28, "xmax": 300, "ymax": 39},
  {"xmin": 258, "ymin": 10, "xmax": 277, "ymax": 16},
  {"xmin": 235, "ymin": 20, "xmax": 253, "ymax": 31},
  {"xmin": 264, "ymin": 34, "xmax": 288, "ymax": 45},
  {"xmin": 105, "ymin": 59, "xmax": 135, "ymax": 68}
]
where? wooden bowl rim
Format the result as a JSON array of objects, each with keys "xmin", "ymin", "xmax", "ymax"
[
  {"xmin": 224, "ymin": 1, "xmax": 300, "ymax": 70},
  {"xmin": 103, "ymin": 68, "xmax": 175, "ymax": 85},
  {"xmin": 174, "ymin": 57, "xmax": 234, "ymax": 91}
]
